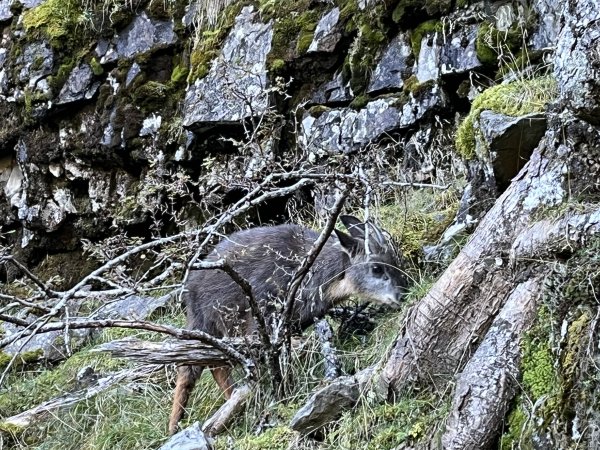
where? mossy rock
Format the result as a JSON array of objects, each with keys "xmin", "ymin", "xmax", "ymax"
[
  {"xmin": 392, "ymin": 0, "xmax": 420, "ymax": 23},
  {"xmin": 376, "ymin": 190, "xmax": 459, "ymax": 256},
  {"xmin": 475, "ymin": 21, "xmax": 525, "ymax": 67},
  {"xmin": 235, "ymin": 426, "xmax": 296, "ymax": 450},
  {"xmin": 22, "ymin": 0, "xmax": 88, "ymax": 50},
  {"xmin": 307, "ymin": 104, "xmax": 331, "ymax": 118},
  {"xmin": 89, "ymin": 57, "xmax": 104, "ymax": 76},
  {"xmin": 188, "ymin": 1, "xmax": 253, "ymax": 82},
  {"xmin": 0, "ymin": 349, "xmax": 44, "ymax": 371},
  {"xmin": 349, "ymin": 94, "xmax": 369, "ymax": 110},
  {"xmin": 410, "ymin": 19, "xmax": 442, "ymax": 59},
  {"xmin": 132, "ymin": 81, "xmax": 170, "ymax": 114},
  {"xmin": 170, "ymin": 63, "xmax": 189, "ymax": 86},
  {"xmin": 264, "ymin": 0, "xmax": 323, "ymax": 71},
  {"xmin": 455, "ymin": 76, "xmax": 557, "ymax": 159},
  {"xmin": 343, "ymin": 18, "xmax": 387, "ymax": 94}
]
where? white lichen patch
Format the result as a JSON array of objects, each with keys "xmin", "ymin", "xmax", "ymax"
[
  {"xmin": 522, "ymin": 164, "xmax": 566, "ymax": 212},
  {"xmin": 140, "ymin": 114, "xmax": 162, "ymax": 137}
]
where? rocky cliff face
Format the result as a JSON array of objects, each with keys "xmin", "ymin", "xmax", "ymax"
[{"xmin": 0, "ymin": 0, "xmax": 559, "ymax": 284}]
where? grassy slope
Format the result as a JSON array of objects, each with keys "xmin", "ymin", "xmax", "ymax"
[{"xmin": 0, "ymin": 188, "xmax": 457, "ymax": 449}]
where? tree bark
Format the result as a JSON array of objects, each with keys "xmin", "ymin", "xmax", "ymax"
[
  {"xmin": 442, "ymin": 279, "xmax": 539, "ymax": 449},
  {"xmin": 381, "ymin": 0, "xmax": 600, "ymax": 398},
  {"xmin": 376, "ymin": 1, "xmax": 600, "ymax": 447}
]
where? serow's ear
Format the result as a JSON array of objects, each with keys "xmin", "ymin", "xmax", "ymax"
[
  {"xmin": 334, "ymin": 229, "xmax": 362, "ymax": 257},
  {"xmin": 340, "ymin": 215, "xmax": 365, "ymax": 239}
]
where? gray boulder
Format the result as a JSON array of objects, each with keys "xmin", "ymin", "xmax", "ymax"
[
  {"xmin": 440, "ymin": 25, "xmax": 481, "ymax": 75},
  {"xmin": 0, "ymin": 293, "xmax": 173, "ymax": 366},
  {"xmin": 0, "ymin": 0, "xmax": 11, "ymax": 21},
  {"xmin": 158, "ymin": 422, "xmax": 213, "ymax": 450},
  {"xmin": 311, "ymin": 71, "xmax": 353, "ymax": 104},
  {"xmin": 554, "ymin": 0, "xmax": 600, "ymax": 124},
  {"xmin": 307, "ymin": 7, "xmax": 341, "ymax": 53},
  {"xmin": 57, "ymin": 64, "xmax": 99, "ymax": 105},
  {"xmin": 116, "ymin": 12, "xmax": 177, "ymax": 58},
  {"xmin": 182, "ymin": 6, "xmax": 273, "ymax": 128},
  {"xmin": 17, "ymin": 41, "xmax": 54, "ymax": 92},
  {"xmin": 95, "ymin": 12, "xmax": 177, "ymax": 62},
  {"xmin": 302, "ymin": 87, "xmax": 444, "ymax": 154},
  {"xmin": 477, "ymin": 111, "xmax": 547, "ymax": 188},
  {"xmin": 91, "ymin": 293, "xmax": 172, "ymax": 320},
  {"xmin": 367, "ymin": 32, "xmax": 412, "ymax": 93},
  {"xmin": 531, "ymin": 0, "xmax": 561, "ymax": 49},
  {"xmin": 415, "ymin": 33, "xmax": 441, "ymax": 82}
]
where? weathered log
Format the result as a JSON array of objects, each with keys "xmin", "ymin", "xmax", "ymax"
[
  {"xmin": 92, "ymin": 337, "xmax": 258, "ymax": 366},
  {"xmin": 0, "ymin": 365, "xmax": 159, "ymax": 431},
  {"xmin": 202, "ymin": 383, "xmax": 253, "ymax": 436},
  {"xmin": 442, "ymin": 278, "xmax": 539, "ymax": 449}
]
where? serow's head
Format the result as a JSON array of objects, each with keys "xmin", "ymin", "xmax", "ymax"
[{"xmin": 334, "ymin": 215, "xmax": 408, "ymax": 308}]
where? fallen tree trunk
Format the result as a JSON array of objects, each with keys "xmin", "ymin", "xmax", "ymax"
[{"xmin": 93, "ymin": 337, "xmax": 259, "ymax": 366}]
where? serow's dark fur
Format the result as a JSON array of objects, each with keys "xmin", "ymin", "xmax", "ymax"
[{"xmin": 168, "ymin": 215, "xmax": 408, "ymax": 434}]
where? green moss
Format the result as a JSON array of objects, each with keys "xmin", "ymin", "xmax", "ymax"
[
  {"xmin": 500, "ymin": 404, "xmax": 530, "ymax": 450},
  {"xmin": 264, "ymin": 1, "xmax": 322, "ymax": 70},
  {"xmin": 0, "ymin": 349, "xmax": 44, "ymax": 370},
  {"xmin": 343, "ymin": 19, "xmax": 387, "ymax": 94},
  {"xmin": 410, "ymin": 20, "xmax": 442, "ymax": 59},
  {"xmin": 132, "ymin": 81, "xmax": 169, "ymax": 114},
  {"xmin": 349, "ymin": 94, "xmax": 369, "ymax": 110},
  {"xmin": 402, "ymin": 76, "xmax": 435, "ymax": 98},
  {"xmin": 307, "ymin": 104, "xmax": 331, "ymax": 118},
  {"xmin": 90, "ymin": 57, "xmax": 104, "ymax": 76},
  {"xmin": 235, "ymin": 426, "xmax": 295, "ymax": 450},
  {"xmin": 392, "ymin": 0, "xmax": 419, "ymax": 23},
  {"xmin": 47, "ymin": 59, "xmax": 73, "ymax": 93},
  {"xmin": 403, "ymin": 74, "xmax": 419, "ymax": 93},
  {"xmin": 22, "ymin": 0, "xmax": 83, "ymax": 48},
  {"xmin": 376, "ymin": 190, "xmax": 459, "ymax": 256},
  {"xmin": 475, "ymin": 21, "xmax": 524, "ymax": 67},
  {"xmin": 170, "ymin": 64, "xmax": 189, "ymax": 85},
  {"xmin": 188, "ymin": 1, "xmax": 251, "ymax": 81},
  {"xmin": 522, "ymin": 336, "xmax": 555, "ymax": 400},
  {"xmin": 325, "ymin": 395, "xmax": 449, "ymax": 449},
  {"xmin": 562, "ymin": 311, "xmax": 591, "ymax": 384},
  {"xmin": 0, "ymin": 421, "xmax": 25, "ymax": 435},
  {"xmin": 296, "ymin": 27, "xmax": 315, "ymax": 54},
  {"xmin": 455, "ymin": 76, "xmax": 557, "ymax": 159},
  {"xmin": 269, "ymin": 58, "xmax": 286, "ymax": 74}
]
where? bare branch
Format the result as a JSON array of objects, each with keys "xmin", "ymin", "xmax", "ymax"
[
  {"xmin": 279, "ymin": 185, "xmax": 351, "ymax": 355},
  {"xmin": 0, "ymin": 256, "xmax": 58, "ymax": 298},
  {"xmin": 315, "ymin": 319, "xmax": 341, "ymax": 380},
  {"xmin": 202, "ymin": 383, "xmax": 254, "ymax": 436}
]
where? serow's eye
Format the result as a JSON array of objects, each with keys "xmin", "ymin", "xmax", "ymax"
[{"xmin": 372, "ymin": 264, "xmax": 384, "ymax": 276}]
